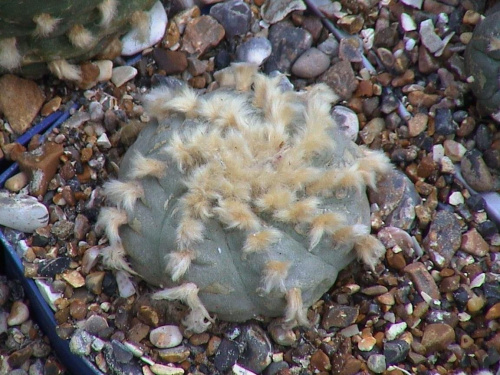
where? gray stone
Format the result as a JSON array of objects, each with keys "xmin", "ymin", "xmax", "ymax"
[
  {"xmin": 237, "ymin": 324, "xmax": 272, "ymax": 374},
  {"xmin": 291, "ymin": 48, "xmax": 331, "ymax": 79},
  {"xmin": 265, "ymin": 21, "xmax": 313, "ymax": 74},
  {"xmin": 423, "ymin": 210, "xmax": 462, "ymax": 268},
  {"xmin": 332, "ymin": 106, "xmax": 359, "ymax": 141},
  {"xmin": 111, "ymin": 66, "xmax": 138, "ymax": 88},
  {"xmin": 461, "ymin": 149, "xmax": 495, "ymax": 192},
  {"xmin": 318, "ymin": 34, "xmax": 339, "ymax": 56},
  {"xmin": 367, "ymin": 354, "xmax": 386, "ymax": 374},
  {"xmin": 383, "ymin": 339, "xmax": 410, "ymax": 365},
  {"xmin": 419, "ymin": 19, "xmax": 444, "ymax": 54},
  {"xmin": 369, "ymin": 169, "xmax": 421, "ymax": 230},
  {"xmin": 318, "ymin": 60, "xmax": 358, "ymax": 101},
  {"xmin": 69, "ymin": 330, "xmax": 94, "ymax": 356},
  {"xmin": 236, "ymin": 37, "xmax": 272, "ymax": 66},
  {"xmin": 210, "ymin": 0, "xmax": 252, "ymax": 39},
  {"xmin": 261, "ymin": 0, "xmax": 306, "ymax": 24}
]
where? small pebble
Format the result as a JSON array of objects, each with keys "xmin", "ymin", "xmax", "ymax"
[
  {"xmin": 367, "ymin": 354, "xmax": 386, "ymax": 374},
  {"xmin": 291, "ymin": 48, "xmax": 330, "ymax": 79},
  {"xmin": 0, "ymin": 192, "xmax": 49, "ymax": 233},
  {"xmin": 236, "ymin": 37, "xmax": 272, "ymax": 66},
  {"xmin": 7, "ymin": 301, "xmax": 29, "ymax": 326},
  {"xmin": 111, "ymin": 66, "xmax": 138, "ymax": 88},
  {"xmin": 149, "ymin": 325, "xmax": 183, "ymax": 349},
  {"xmin": 121, "ymin": 1, "xmax": 168, "ymax": 56}
]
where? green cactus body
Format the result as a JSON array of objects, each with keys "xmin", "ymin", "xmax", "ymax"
[
  {"xmin": 98, "ymin": 64, "xmax": 391, "ymax": 333},
  {"xmin": 0, "ymin": 0, "xmax": 156, "ymax": 76}
]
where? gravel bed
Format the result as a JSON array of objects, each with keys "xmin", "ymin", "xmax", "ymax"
[{"xmin": 1, "ymin": 0, "xmax": 500, "ymax": 375}]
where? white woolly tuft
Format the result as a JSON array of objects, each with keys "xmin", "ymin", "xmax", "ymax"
[
  {"xmin": 354, "ymin": 234, "xmax": 386, "ymax": 271},
  {"xmin": 166, "ymin": 250, "xmax": 196, "ymax": 281},
  {"xmin": 176, "ymin": 216, "xmax": 205, "ymax": 248},
  {"xmin": 232, "ymin": 62, "xmax": 258, "ymax": 91},
  {"xmin": 48, "ymin": 59, "xmax": 82, "ymax": 81},
  {"xmin": 213, "ymin": 199, "xmax": 261, "ymax": 231},
  {"xmin": 102, "ymin": 179, "xmax": 144, "ymax": 212},
  {"xmin": 332, "ymin": 224, "xmax": 370, "ymax": 246},
  {"xmin": 180, "ymin": 189, "xmax": 214, "ymax": 221},
  {"xmin": 128, "ymin": 151, "xmax": 166, "ymax": 179},
  {"xmin": 309, "ymin": 212, "xmax": 346, "ymax": 251},
  {"xmin": 101, "ymin": 244, "xmax": 137, "ymax": 275},
  {"xmin": 144, "ymin": 85, "xmax": 176, "ymax": 120},
  {"xmin": 273, "ymin": 197, "xmax": 320, "ymax": 224},
  {"xmin": 243, "ymin": 228, "xmax": 282, "ymax": 255},
  {"xmin": 96, "ymin": 207, "xmax": 128, "ymax": 245},
  {"xmin": 98, "ymin": 0, "xmax": 118, "ymax": 27},
  {"xmin": 284, "ymin": 288, "xmax": 309, "ymax": 327},
  {"xmin": 162, "ymin": 86, "xmax": 199, "ymax": 117},
  {"xmin": 33, "ymin": 13, "xmax": 61, "ymax": 37},
  {"xmin": 130, "ymin": 10, "xmax": 150, "ymax": 43},
  {"xmin": 0, "ymin": 38, "xmax": 22, "ymax": 71},
  {"xmin": 152, "ymin": 283, "xmax": 214, "ymax": 333},
  {"xmin": 67, "ymin": 24, "xmax": 96, "ymax": 49},
  {"xmin": 260, "ymin": 261, "xmax": 290, "ymax": 295},
  {"xmin": 254, "ymin": 188, "xmax": 295, "ymax": 212}
]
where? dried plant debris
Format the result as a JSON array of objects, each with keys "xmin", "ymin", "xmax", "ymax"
[{"xmin": 97, "ymin": 63, "xmax": 392, "ymax": 333}]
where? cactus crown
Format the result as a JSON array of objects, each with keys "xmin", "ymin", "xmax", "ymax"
[{"xmin": 98, "ymin": 63, "xmax": 392, "ymax": 332}]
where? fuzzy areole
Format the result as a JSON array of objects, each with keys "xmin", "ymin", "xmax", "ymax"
[{"xmin": 97, "ymin": 63, "xmax": 392, "ymax": 333}]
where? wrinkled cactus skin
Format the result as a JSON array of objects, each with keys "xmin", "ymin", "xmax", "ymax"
[
  {"xmin": 0, "ymin": 0, "xmax": 155, "ymax": 76},
  {"xmin": 119, "ymin": 119, "xmax": 364, "ymax": 322},
  {"xmin": 99, "ymin": 65, "xmax": 390, "ymax": 328}
]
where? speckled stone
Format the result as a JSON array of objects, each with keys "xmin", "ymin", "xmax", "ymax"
[
  {"xmin": 404, "ymin": 262, "xmax": 440, "ymax": 300},
  {"xmin": 265, "ymin": 21, "xmax": 313, "ymax": 74},
  {"xmin": 421, "ymin": 323, "xmax": 455, "ymax": 353},
  {"xmin": 423, "ymin": 210, "xmax": 462, "ymax": 268}
]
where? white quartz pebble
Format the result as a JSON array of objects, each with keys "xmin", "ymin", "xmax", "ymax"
[
  {"xmin": 0, "ymin": 192, "xmax": 49, "ymax": 232},
  {"xmin": 121, "ymin": 1, "xmax": 168, "ymax": 56}
]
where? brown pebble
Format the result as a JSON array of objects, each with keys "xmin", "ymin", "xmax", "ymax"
[
  {"xmin": 158, "ymin": 345, "xmax": 191, "ymax": 363},
  {"xmin": 8, "ymin": 345, "xmax": 34, "ymax": 369},
  {"xmin": 0, "ymin": 74, "xmax": 45, "ymax": 135},
  {"xmin": 408, "ymin": 91, "xmax": 440, "ymax": 107},
  {"xmin": 189, "ymin": 333, "xmax": 210, "ymax": 346},
  {"xmin": 16, "ymin": 142, "xmax": 64, "ymax": 197},
  {"xmin": 439, "ymin": 275, "xmax": 460, "ymax": 292},
  {"xmin": 421, "ymin": 323, "xmax": 455, "ymax": 353},
  {"xmin": 69, "ymin": 299, "xmax": 87, "ymax": 320},
  {"xmin": 127, "ymin": 321, "xmax": 150, "ymax": 343},
  {"xmin": 467, "ymin": 293, "xmax": 485, "ymax": 313},
  {"xmin": 322, "ymin": 305, "xmax": 359, "ymax": 329},
  {"xmin": 416, "ymin": 154, "xmax": 437, "ymax": 178},
  {"xmin": 85, "ymin": 271, "xmax": 105, "ymax": 295},
  {"xmin": 206, "ymin": 336, "xmax": 221, "ymax": 356},
  {"xmin": 310, "ymin": 349, "xmax": 331, "ymax": 371},
  {"xmin": 137, "ymin": 305, "xmax": 160, "ymax": 327},
  {"xmin": 485, "ymin": 302, "xmax": 500, "ymax": 320},
  {"xmin": 153, "ymin": 48, "xmax": 188, "ymax": 75},
  {"xmin": 461, "ymin": 228, "xmax": 489, "ymax": 257},
  {"xmin": 181, "ymin": 15, "xmax": 225, "ymax": 56},
  {"xmin": 408, "ymin": 113, "xmax": 428, "ymax": 137},
  {"xmin": 386, "ymin": 249, "xmax": 407, "ymax": 270},
  {"xmin": 41, "ymin": 96, "xmax": 62, "ymax": 117},
  {"xmin": 404, "ymin": 262, "xmax": 440, "ymax": 300}
]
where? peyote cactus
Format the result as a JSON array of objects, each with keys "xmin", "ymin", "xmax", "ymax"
[
  {"xmin": 0, "ymin": 0, "xmax": 157, "ymax": 78},
  {"xmin": 97, "ymin": 64, "xmax": 392, "ymax": 333}
]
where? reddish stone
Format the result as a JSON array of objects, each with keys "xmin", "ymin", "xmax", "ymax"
[
  {"xmin": 16, "ymin": 142, "xmax": 64, "ymax": 197},
  {"xmin": 404, "ymin": 262, "xmax": 440, "ymax": 300}
]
